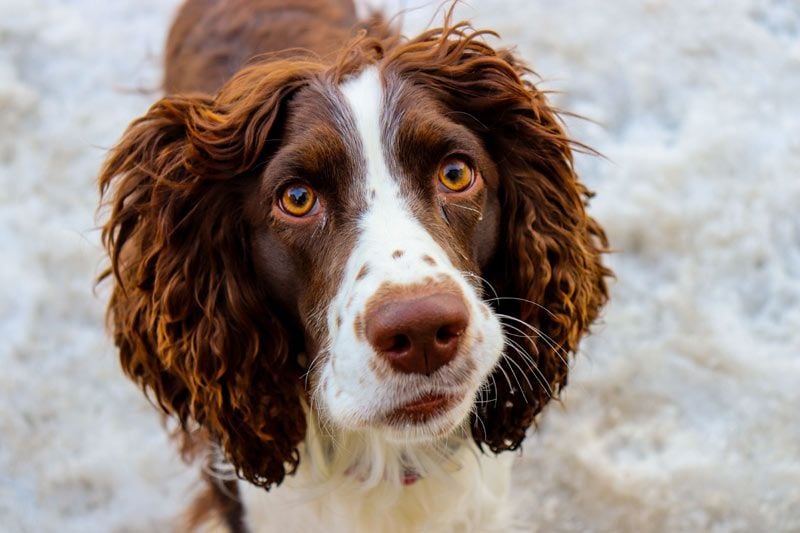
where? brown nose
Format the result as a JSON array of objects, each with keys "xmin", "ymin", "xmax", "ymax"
[{"xmin": 365, "ymin": 291, "xmax": 469, "ymax": 375}]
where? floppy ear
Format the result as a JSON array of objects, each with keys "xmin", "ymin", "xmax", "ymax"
[
  {"xmin": 476, "ymin": 88, "xmax": 611, "ymax": 451},
  {"xmin": 98, "ymin": 64, "xmax": 318, "ymax": 487},
  {"xmin": 473, "ymin": 50, "xmax": 611, "ymax": 451},
  {"xmin": 389, "ymin": 22, "xmax": 611, "ymax": 451}
]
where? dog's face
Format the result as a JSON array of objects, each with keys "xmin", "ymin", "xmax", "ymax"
[
  {"xmin": 248, "ymin": 68, "xmax": 504, "ymax": 441},
  {"xmin": 100, "ymin": 23, "xmax": 609, "ymax": 488}
]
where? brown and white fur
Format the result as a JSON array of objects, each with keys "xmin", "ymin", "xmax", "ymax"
[{"xmin": 97, "ymin": 0, "xmax": 610, "ymax": 531}]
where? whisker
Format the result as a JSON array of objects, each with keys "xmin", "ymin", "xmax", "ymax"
[
  {"xmin": 484, "ymin": 296, "xmax": 559, "ymax": 321},
  {"xmin": 501, "ymin": 321, "xmax": 540, "ymax": 341},
  {"xmin": 500, "ymin": 326, "xmax": 553, "ymax": 386},
  {"xmin": 448, "ymin": 203, "xmax": 483, "ymax": 218},
  {"xmin": 470, "ymin": 403, "xmax": 489, "ymax": 441},
  {"xmin": 504, "ymin": 337, "xmax": 547, "ymax": 392},
  {"xmin": 496, "ymin": 313, "xmax": 571, "ymax": 367},
  {"xmin": 503, "ymin": 337, "xmax": 553, "ymax": 398},
  {"xmin": 461, "ymin": 271, "xmax": 500, "ymax": 301},
  {"xmin": 475, "ymin": 379, "xmax": 497, "ymax": 405},
  {"xmin": 498, "ymin": 345, "xmax": 530, "ymax": 400},
  {"xmin": 498, "ymin": 313, "xmax": 570, "ymax": 364},
  {"xmin": 493, "ymin": 357, "xmax": 516, "ymax": 394},
  {"xmin": 488, "ymin": 373, "xmax": 499, "ymax": 406},
  {"xmin": 302, "ymin": 351, "xmax": 326, "ymax": 386},
  {"xmin": 498, "ymin": 321, "xmax": 559, "ymax": 360},
  {"xmin": 501, "ymin": 344, "xmax": 536, "ymax": 396}
]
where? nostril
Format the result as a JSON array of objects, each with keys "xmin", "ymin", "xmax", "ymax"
[
  {"xmin": 386, "ymin": 334, "xmax": 411, "ymax": 354},
  {"xmin": 435, "ymin": 324, "xmax": 463, "ymax": 345}
]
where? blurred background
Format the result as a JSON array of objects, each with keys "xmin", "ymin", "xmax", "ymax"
[{"xmin": 1, "ymin": 0, "xmax": 798, "ymax": 531}]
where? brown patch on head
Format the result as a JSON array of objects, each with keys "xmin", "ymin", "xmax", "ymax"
[
  {"xmin": 246, "ymin": 78, "xmax": 367, "ymax": 378},
  {"xmin": 383, "ymin": 76, "xmax": 496, "ymax": 274},
  {"xmin": 356, "ymin": 264, "xmax": 369, "ymax": 281},
  {"xmin": 392, "ymin": 249, "xmax": 404, "ymax": 259},
  {"xmin": 422, "ymin": 255, "xmax": 436, "ymax": 266},
  {"xmin": 336, "ymin": 315, "xmax": 342, "ymax": 329}
]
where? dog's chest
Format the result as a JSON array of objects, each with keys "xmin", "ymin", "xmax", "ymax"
[{"xmin": 236, "ymin": 447, "xmax": 514, "ymax": 533}]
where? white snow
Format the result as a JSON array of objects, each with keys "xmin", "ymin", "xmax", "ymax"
[{"xmin": 1, "ymin": 0, "xmax": 798, "ymax": 531}]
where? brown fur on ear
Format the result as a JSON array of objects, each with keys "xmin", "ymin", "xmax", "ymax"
[
  {"xmin": 384, "ymin": 17, "xmax": 611, "ymax": 452},
  {"xmin": 98, "ymin": 62, "xmax": 324, "ymax": 488}
]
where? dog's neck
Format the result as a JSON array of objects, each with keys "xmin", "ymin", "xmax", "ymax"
[{"xmin": 234, "ymin": 411, "xmax": 515, "ymax": 532}]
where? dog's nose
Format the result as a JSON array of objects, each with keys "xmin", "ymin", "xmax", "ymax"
[{"xmin": 365, "ymin": 291, "xmax": 469, "ymax": 375}]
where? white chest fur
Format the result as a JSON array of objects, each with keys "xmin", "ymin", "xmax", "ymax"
[{"xmin": 235, "ymin": 434, "xmax": 513, "ymax": 532}]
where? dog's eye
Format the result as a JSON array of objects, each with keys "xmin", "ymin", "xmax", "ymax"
[
  {"xmin": 437, "ymin": 158, "xmax": 474, "ymax": 192},
  {"xmin": 279, "ymin": 183, "xmax": 317, "ymax": 217}
]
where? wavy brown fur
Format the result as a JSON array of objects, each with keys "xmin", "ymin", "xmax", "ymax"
[
  {"xmin": 99, "ymin": 64, "xmax": 323, "ymax": 487},
  {"xmin": 98, "ymin": 5, "xmax": 609, "ymax": 490}
]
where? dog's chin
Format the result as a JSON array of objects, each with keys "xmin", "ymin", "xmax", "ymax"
[{"xmin": 377, "ymin": 392, "xmax": 475, "ymax": 444}]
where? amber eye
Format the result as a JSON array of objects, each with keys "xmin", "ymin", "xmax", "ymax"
[
  {"xmin": 279, "ymin": 183, "xmax": 317, "ymax": 217},
  {"xmin": 437, "ymin": 158, "xmax": 474, "ymax": 192}
]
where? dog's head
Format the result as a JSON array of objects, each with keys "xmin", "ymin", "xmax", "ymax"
[{"xmin": 99, "ymin": 20, "xmax": 609, "ymax": 488}]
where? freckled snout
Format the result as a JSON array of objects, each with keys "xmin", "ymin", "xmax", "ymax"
[{"xmin": 365, "ymin": 291, "xmax": 469, "ymax": 375}]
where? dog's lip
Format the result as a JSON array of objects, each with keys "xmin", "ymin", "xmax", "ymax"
[
  {"xmin": 399, "ymin": 393, "xmax": 452, "ymax": 413},
  {"xmin": 384, "ymin": 392, "xmax": 461, "ymax": 424}
]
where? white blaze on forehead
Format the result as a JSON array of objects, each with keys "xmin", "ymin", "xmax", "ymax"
[
  {"xmin": 339, "ymin": 67, "xmax": 391, "ymax": 204},
  {"xmin": 338, "ymin": 67, "xmax": 447, "ymax": 275}
]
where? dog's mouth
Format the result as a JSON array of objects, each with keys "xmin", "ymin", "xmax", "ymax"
[{"xmin": 383, "ymin": 392, "xmax": 462, "ymax": 425}]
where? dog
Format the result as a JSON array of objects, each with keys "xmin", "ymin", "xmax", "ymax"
[{"xmin": 98, "ymin": 0, "xmax": 610, "ymax": 530}]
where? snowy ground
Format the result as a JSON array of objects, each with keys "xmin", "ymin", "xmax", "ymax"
[{"xmin": 2, "ymin": 0, "xmax": 799, "ymax": 531}]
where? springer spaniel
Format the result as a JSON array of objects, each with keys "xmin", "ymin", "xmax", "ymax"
[{"xmin": 98, "ymin": 0, "xmax": 610, "ymax": 531}]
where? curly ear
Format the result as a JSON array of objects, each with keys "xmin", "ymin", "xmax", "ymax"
[
  {"xmin": 98, "ymin": 64, "xmax": 318, "ymax": 487},
  {"xmin": 477, "ymin": 103, "xmax": 611, "ymax": 451},
  {"xmin": 470, "ymin": 54, "xmax": 611, "ymax": 451},
  {"xmin": 387, "ymin": 21, "xmax": 611, "ymax": 451}
]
